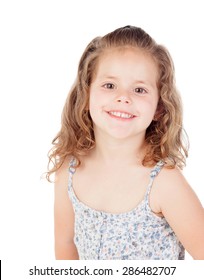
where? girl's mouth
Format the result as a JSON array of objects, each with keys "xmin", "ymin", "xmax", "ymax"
[{"xmin": 107, "ymin": 111, "xmax": 136, "ymax": 120}]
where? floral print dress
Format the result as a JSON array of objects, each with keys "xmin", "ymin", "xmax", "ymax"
[{"xmin": 68, "ymin": 158, "xmax": 184, "ymax": 260}]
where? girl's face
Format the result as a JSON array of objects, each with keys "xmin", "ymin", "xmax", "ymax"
[{"xmin": 89, "ymin": 48, "xmax": 159, "ymax": 141}]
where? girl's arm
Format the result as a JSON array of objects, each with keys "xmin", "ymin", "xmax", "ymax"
[
  {"xmin": 155, "ymin": 167, "xmax": 204, "ymax": 259},
  {"xmin": 54, "ymin": 160, "xmax": 79, "ymax": 260}
]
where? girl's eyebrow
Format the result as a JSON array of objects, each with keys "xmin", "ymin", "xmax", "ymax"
[
  {"xmin": 134, "ymin": 80, "xmax": 156, "ymax": 89},
  {"xmin": 97, "ymin": 75, "xmax": 118, "ymax": 80}
]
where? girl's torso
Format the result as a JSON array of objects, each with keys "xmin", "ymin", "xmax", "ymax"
[
  {"xmin": 68, "ymin": 157, "xmax": 185, "ymax": 260},
  {"xmin": 71, "ymin": 158, "xmax": 156, "ymax": 214}
]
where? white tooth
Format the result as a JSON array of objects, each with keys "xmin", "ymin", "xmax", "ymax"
[{"xmin": 109, "ymin": 111, "xmax": 134, "ymax": 118}]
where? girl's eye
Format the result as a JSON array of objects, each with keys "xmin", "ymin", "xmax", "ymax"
[
  {"xmin": 103, "ymin": 83, "xmax": 115, "ymax": 89},
  {"xmin": 134, "ymin": 87, "xmax": 147, "ymax": 94}
]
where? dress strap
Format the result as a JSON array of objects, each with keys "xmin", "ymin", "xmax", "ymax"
[
  {"xmin": 150, "ymin": 160, "xmax": 165, "ymax": 179},
  {"xmin": 68, "ymin": 157, "xmax": 77, "ymax": 191},
  {"xmin": 69, "ymin": 157, "xmax": 77, "ymax": 174},
  {"xmin": 145, "ymin": 160, "xmax": 165, "ymax": 200}
]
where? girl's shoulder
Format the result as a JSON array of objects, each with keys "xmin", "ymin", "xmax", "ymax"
[
  {"xmin": 154, "ymin": 165, "xmax": 190, "ymax": 200},
  {"xmin": 156, "ymin": 165, "xmax": 189, "ymax": 190},
  {"xmin": 54, "ymin": 157, "xmax": 71, "ymax": 188},
  {"xmin": 150, "ymin": 165, "xmax": 190, "ymax": 214},
  {"xmin": 158, "ymin": 163, "xmax": 186, "ymax": 180}
]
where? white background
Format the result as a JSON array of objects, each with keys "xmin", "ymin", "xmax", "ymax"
[{"xmin": 0, "ymin": 0, "xmax": 204, "ymax": 266}]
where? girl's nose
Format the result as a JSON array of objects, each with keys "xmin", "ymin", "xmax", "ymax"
[{"xmin": 116, "ymin": 95, "xmax": 131, "ymax": 104}]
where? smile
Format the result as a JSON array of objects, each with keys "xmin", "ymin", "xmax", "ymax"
[{"xmin": 108, "ymin": 111, "xmax": 136, "ymax": 119}]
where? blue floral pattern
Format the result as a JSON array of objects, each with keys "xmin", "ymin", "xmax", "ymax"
[{"xmin": 68, "ymin": 159, "xmax": 185, "ymax": 260}]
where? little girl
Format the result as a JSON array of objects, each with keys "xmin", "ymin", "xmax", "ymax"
[{"xmin": 47, "ymin": 26, "xmax": 204, "ymax": 260}]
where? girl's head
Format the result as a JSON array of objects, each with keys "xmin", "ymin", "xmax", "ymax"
[{"xmin": 46, "ymin": 25, "xmax": 188, "ymax": 181}]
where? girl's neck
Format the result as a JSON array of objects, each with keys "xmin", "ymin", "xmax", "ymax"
[{"xmin": 90, "ymin": 134, "xmax": 146, "ymax": 167}]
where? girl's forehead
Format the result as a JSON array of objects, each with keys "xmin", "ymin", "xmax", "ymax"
[
  {"xmin": 99, "ymin": 46, "xmax": 149, "ymax": 58},
  {"xmin": 94, "ymin": 47, "xmax": 159, "ymax": 78},
  {"xmin": 96, "ymin": 46, "xmax": 157, "ymax": 68}
]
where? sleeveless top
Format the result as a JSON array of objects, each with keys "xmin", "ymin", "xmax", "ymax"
[{"xmin": 68, "ymin": 158, "xmax": 185, "ymax": 260}]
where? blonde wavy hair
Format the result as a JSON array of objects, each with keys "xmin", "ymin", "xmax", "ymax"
[{"xmin": 46, "ymin": 25, "xmax": 189, "ymax": 182}]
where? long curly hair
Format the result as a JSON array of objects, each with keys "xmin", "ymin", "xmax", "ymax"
[{"xmin": 46, "ymin": 25, "xmax": 189, "ymax": 182}]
